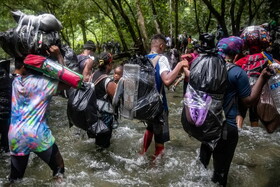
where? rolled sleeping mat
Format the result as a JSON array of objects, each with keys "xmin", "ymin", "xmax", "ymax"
[{"xmin": 24, "ymin": 54, "xmax": 83, "ymax": 88}]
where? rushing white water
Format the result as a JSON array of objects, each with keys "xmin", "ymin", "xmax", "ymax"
[{"xmin": 1, "ymin": 84, "xmax": 280, "ymax": 187}]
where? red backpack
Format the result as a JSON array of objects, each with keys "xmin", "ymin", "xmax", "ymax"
[{"xmin": 235, "ymin": 53, "xmax": 267, "ymax": 77}]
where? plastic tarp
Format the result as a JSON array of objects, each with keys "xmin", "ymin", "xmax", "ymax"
[
  {"xmin": 0, "ymin": 11, "xmax": 62, "ymax": 58},
  {"xmin": 181, "ymin": 54, "xmax": 227, "ymax": 150},
  {"xmin": 113, "ymin": 55, "xmax": 163, "ymax": 121}
]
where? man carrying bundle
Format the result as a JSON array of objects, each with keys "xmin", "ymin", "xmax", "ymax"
[{"xmin": 141, "ymin": 34, "xmax": 189, "ymax": 159}]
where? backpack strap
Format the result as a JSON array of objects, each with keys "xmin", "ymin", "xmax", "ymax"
[
  {"xmin": 78, "ymin": 55, "xmax": 90, "ymax": 65},
  {"xmin": 90, "ymin": 73, "xmax": 108, "ymax": 86},
  {"xmin": 226, "ymin": 62, "xmax": 236, "ymax": 71},
  {"xmin": 150, "ymin": 54, "xmax": 162, "ymax": 68}
]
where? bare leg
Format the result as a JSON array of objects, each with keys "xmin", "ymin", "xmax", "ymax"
[{"xmin": 236, "ymin": 115, "xmax": 244, "ymax": 129}]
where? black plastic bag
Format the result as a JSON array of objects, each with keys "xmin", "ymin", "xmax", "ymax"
[
  {"xmin": 181, "ymin": 96, "xmax": 224, "ymax": 150},
  {"xmin": 87, "ymin": 119, "xmax": 110, "ymax": 138},
  {"xmin": 181, "ymin": 53, "xmax": 227, "ymax": 150},
  {"xmin": 67, "ymin": 83, "xmax": 98, "ymax": 131},
  {"xmin": 0, "ymin": 60, "xmax": 12, "ymax": 120},
  {"xmin": 0, "ymin": 11, "xmax": 62, "ymax": 58},
  {"xmin": 189, "ymin": 54, "xmax": 227, "ymax": 94},
  {"xmin": 60, "ymin": 44, "xmax": 79, "ymax": 72},
  {"xmin": 0, "ymin": 26, "xmax": 60, "ymax": 58}
]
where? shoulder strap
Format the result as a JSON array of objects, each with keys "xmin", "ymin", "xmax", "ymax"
[
  {"xmin": 150, "ymin": 54, "xmax": 162, "ymax": 68},
  {"xmin": 226, "ymin": 63, "xmax": 236, "ymax": 72},
  {"xmin": 78, "ymin": 55, "xmax": 90, "ymax": 64},
  {"xmin": 90, "ymin": 72, "xmax": 108, "ymax": 86}
]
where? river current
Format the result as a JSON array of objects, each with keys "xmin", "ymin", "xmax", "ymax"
[{"xmin": 0, "ymin": 84, "xmax": 280, "ymax": 187}]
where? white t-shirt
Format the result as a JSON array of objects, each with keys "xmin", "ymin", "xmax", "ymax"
[{"xmin": 158, "ymin": 55, "xmax": 171, "ymax": 75}]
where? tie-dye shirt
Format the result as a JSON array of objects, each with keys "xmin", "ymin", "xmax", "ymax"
[{"xmin": 9, "ymin": 75, "xmax": 58, "ymax": 156}]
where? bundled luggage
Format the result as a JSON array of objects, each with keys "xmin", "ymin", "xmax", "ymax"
[
  {"xmin": 0, "ymin": 10, "xmax": 79, "ymax": 72},
  {"xmin": 181, "ymin": 34, "xmax": 227, "ymax": 149},
  {"xmin": 113, "ymin": 55, "xmax": 163, "ymax": 121}
]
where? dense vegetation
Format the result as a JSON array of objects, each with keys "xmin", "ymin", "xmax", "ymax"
[{"xmin": 1, "ymin": 0, "xmax": 279, "ymax": 57}]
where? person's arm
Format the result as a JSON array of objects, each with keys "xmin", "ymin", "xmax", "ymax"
[
  {"xmin": 57, "ymin": 82, "xmax": 71, "ymax": 91},
  {"xmin": 183, "ymin": 67, "xmax": 190, "ymax": 80},
  {"xmin": 161, "ymin": 60, "xmax": 189, "ymax": 87},
  {"xmin": 48, "ymin": 45, "xmax": 65, "ymax": 66},
  {"xmin": 241, "ymin": 68, "xmax": 272, "ymax": 106},
  {"xmin": 173, "ymin": 73, "xmax": 185, "ymax": 87},
  {"xmin": 82, "ymin": 58, "xmax": 94, "ymax": 82}
]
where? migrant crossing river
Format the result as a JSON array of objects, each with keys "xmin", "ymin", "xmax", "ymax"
[{"xmin": 0, "ymin": 84, "xmax": 280, "ymax": 186}]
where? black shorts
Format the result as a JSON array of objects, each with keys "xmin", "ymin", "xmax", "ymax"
[{"xmin": 146, "ymin": 110, "xmax": 170, "ymax": 144}]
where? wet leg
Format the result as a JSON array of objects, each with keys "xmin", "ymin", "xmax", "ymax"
[
  {"xmin": 9, "ymin": 154, "xmax": 29, "ymax": 182},
  {"xmin": 140, "ymin": 130, "xmax": 153, "ymax": 155},
  {"xmin": 35, "ymin": 143, "xmax": 65, "ymax": 177}
]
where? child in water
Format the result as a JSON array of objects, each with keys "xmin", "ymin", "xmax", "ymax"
[{"xmin": 112, "ymin": 64, "xmax": 123, "ymax": 129}]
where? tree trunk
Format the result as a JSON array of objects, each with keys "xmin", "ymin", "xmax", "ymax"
[
  {"xmin": 79, "ymin": 20, "xmax": 87, "ymax": 44},
  {"xmin": 230, "ymin": 0, "xmax": 236, "ymax": 35},
  {"xmin": 169, "ymin": 0, "xmax": 173, "ymax": 40},
  {"xmin": 205, "ymin": 11, "xmax": 212, "ymax": 32},
  {"xmin": 201, "ymin": 0, "xmax": 229, "ymax": 36},
  {"xmin": 149, "ymin": 0, "xmax": 162, "ymax": 34},
  {"xmin": 136, "ymin": 0, "xmax": 149, "ymax": 52},
  {"xmin": 92, "ymin": 0, "xmax": 128, "ymax": 52},
  {"xmin": 248, "ymin": 0, "xmax": 266, "ymax": 25},
  {"xmin": 70, "ymin": 19, "xmax": 75, "ymax": 49},
  {"xmin": 234, "ymin": 0, "xmax": 246, "ymax": 35},
  {"xmin": 110, "ymin": 0, "xmax": 140, "ymax": 49},
  {"xmin": 248, "ymin": 0, "xmax": 253, "ymax": 25},
  {"xmin": 109, "ymin": 4, "xmax": 128, "ymax": 52},
  {"xmin": 124, "ymin": 0, "xmax": 144, "ymax": 47},
  {"xmin": 194, "ymin": 0, "xmax": 201, "ymax": 35},
  {"xmin": 174, "ymin": 0, "xmax": 179, "ymax": 49}
]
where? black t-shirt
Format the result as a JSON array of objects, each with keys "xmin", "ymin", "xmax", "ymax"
[{"xmin": 91, "ymin": 70, "xmax": 113, "ymax": 101}]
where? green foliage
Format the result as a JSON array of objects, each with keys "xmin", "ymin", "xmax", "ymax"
[{"xmin": 0, "ymin": 0, "xmax": 277, "ymax": 58}]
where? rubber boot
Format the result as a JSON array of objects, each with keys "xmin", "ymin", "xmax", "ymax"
[
  {"xmin": 140, "ymin": 130, "xmax": 153, "ymax": 155},
  {"xmin": 152, "ymin": 144, "xmax": 164, "ymax": 160}
]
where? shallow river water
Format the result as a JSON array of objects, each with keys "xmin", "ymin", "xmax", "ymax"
[{"xmin": 0, "ymin": 84, "xmax": 280, "ymax": 187}]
